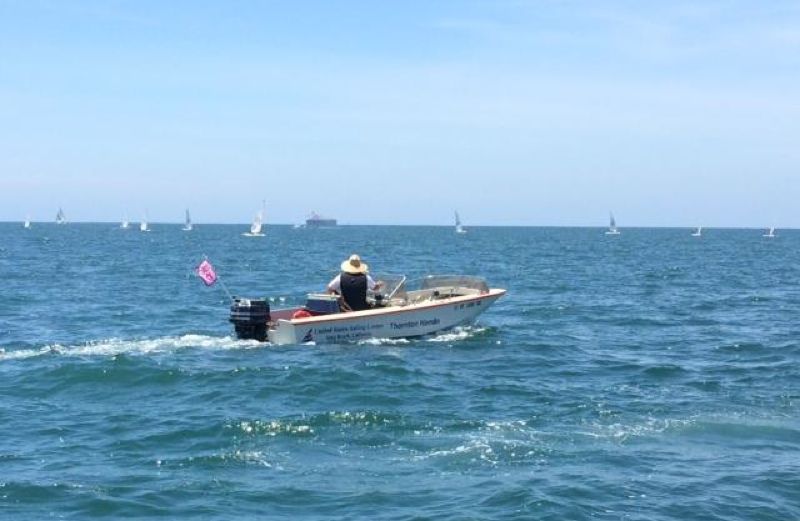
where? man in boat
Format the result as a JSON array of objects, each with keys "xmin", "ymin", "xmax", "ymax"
[{"xmin": 327, "ymin": 254, "xmax": 382, "ymax": 311}]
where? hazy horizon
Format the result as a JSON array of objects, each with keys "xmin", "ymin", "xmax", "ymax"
[{"xmin": 2, "ymin": 1, "xmax": 799, "ymax": 227}]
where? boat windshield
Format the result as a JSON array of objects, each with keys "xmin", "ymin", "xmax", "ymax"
[{"xmin": 371, "ymin": 273, "xmax": 407, "ymax": 300}]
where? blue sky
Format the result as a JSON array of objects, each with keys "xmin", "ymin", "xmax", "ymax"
[{"xmin": 1, "ymin": 0, "xmax": 799, "ymax": 226}]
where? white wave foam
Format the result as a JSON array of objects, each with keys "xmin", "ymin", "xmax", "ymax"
[
  {"xmin": 358, "ymin": 337, "xmax": 411, "ymax": 346},
  {"xmin": 169, "ymin": 449, "xmax": 279, "ymax": 469},
  {"xmin": 412, "ymin": 438, "xmax": 497, "ymax": 464},
  {"xmin": 484, "ymin": 419, "xmax": 530, "ymax": 432},
  {"xmin": 228, "ymin": 450, "xmax": 274, "ymax": 467},
  {"xmin": 426, "ymin": 326, "xmax": 487, "ymax": 343},
  {"xmin": 577, "ymin": 417, "xmax": 694, "ymax": 442},
  {"xmin": 356, "ymin": 326, "xmax": 487, "ymax": 346},
  {"xmin": 404, "ymin": 418, "xmax": 549, "ymax": 466},
  {"xmin": 236, "ymin": 420, "xmax": 314, "ymax": 437},
  {"xmin": 0, "ymin": 334, "xmax": 262, "ymax": 362}
]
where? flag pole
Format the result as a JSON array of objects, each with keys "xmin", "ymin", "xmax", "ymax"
[{"xmin": 216, "ymin": 276, "xmax": 234, "ymax": 302}]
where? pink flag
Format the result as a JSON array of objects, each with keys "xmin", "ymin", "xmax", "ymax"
[{"xmin": 197, "ymin": 259, "xmax": 217, "ymax": 286}]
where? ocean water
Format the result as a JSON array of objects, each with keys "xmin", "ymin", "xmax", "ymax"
[{"xmin": 1, "ymin": 223, "xmax": 798, "ymax": 520}]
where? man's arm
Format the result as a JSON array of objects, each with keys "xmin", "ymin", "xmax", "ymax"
[{"xmin": 327, "ymin": 274, "xmax": 341, "ymax": 294}]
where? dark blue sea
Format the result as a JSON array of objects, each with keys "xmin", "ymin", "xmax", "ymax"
[{"xmin": 1, "ymin": 223, "xmax": 798, "ymax": 520}]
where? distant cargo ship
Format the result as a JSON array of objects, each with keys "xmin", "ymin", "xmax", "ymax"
[{"xmin": 305, "ymin": 212, "xmax": 337, "ymax": 227}]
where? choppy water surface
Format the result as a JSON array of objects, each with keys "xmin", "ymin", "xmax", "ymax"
[{"xmin": 1, "ymin": 224, "xmax": 798, "ymax": 520}]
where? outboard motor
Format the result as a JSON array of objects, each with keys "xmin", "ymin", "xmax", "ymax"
[{"xmin": 229, "ymin": 298, "xmax": 270, "ymax": 341}]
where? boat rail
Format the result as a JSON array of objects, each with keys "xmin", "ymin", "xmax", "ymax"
[
  {"xmin": 418, "ymin": 275, "xmax": 489, "ymax": 293},
  {"xmin": 372, "ymin": 274, "xmax": 489, "ymax": 305}
]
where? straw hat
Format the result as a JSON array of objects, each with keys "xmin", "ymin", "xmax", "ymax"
[{"xmin": 341, "ymin": 254, "xmax": 369, "ymax": 275}]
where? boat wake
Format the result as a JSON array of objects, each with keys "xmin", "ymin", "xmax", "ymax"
[
  {"xmin": 0, "ymin": 327, "xmax": 493, "ymax": 361},
  {"xmin": 0, "ymin": 334, "xmax": 261, "ymax": 362}
]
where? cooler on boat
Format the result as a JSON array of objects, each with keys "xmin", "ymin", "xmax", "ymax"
[{"xmin": 304, "ymin": 293, "xmax": 340, "ymax": 314}]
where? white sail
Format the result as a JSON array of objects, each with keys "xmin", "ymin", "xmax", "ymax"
[
  {"xmin": 244, "ymin": 201, "xmax": 265, "ymax": 236},
  {"xmin": 140, "ymin": 213, "xmax": 150, "ymax": 232},
  {"xmin": 183, "ymin": 209, "xmax": 193, "ymax": 231},
  {"xmin": 605, "ymin": 212, "xmax": 620, "ymax": 235},
  {"xmin": 55, "ymin": 207, "xmax": 66, "ymax": 224},
  {"xmin": 692, "ymin": 226, "xmax": 702, "ymax": 237},
  {"xmin": 454, "ymin": 211, "xmax": 466, "ymax": 234},
  {"xmin": 764, "ymin": 226, "xmax": 776, "ymax": 238},
  {"xmin": 250, "ymin": 214, "xmax": 262, "ymax": 234},
  {"xmin": 24, "ymin": 215, "xmax": 31, "ymax": 229},
  {"xmin": 121, "ymin": 214, "xmax": 129, "ymax": 229}
]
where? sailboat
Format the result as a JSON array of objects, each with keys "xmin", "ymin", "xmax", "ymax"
[
  {"xmin": 140, "ymin": 213, "xmax": 151, "ymax": 232},
  {"xmin": 243, "ymin": 201, "xmax": 265, "ymax": 237},
  {"xmin": 455, "ymin": 211, "xmax": 467, "ymax": 234},
  {"xmin": 605, "ymin": 212, "xmax": 620, "ymax": 235},
  {"xmin": 24, "ymin": 215, "xmax": 31, "ymax": 229},
  {"xmin": 183, "ymin": 209, "xmax": 193, "ymax": 231},
  {"xmin": 763, "ymin": 226, "xmax": 776, "ymax": 238},
  {"xmin": 55, "ymin": 207, "xmax": 66, "ymax": 225},
  {"xmin": 691, "ymin": 226, "xmax": 702, "ymax": 237},
  {"xmin": 120, "ymin": 214, "xmax": 130, "ymax": 229}
]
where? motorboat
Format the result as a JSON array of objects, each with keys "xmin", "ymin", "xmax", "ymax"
[{"xmin": 229, "ymin": 275, "xmax": 506, "ymax": 344}]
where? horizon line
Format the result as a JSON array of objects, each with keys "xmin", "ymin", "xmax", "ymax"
[{"xmin": 1, "ymin": 221, "xmax": 794, "ymax": 231}]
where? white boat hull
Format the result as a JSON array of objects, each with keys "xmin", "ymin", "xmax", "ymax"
[{"xmin": 268, "ymin": 289, "xmax": 505, "ymax": 345}]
